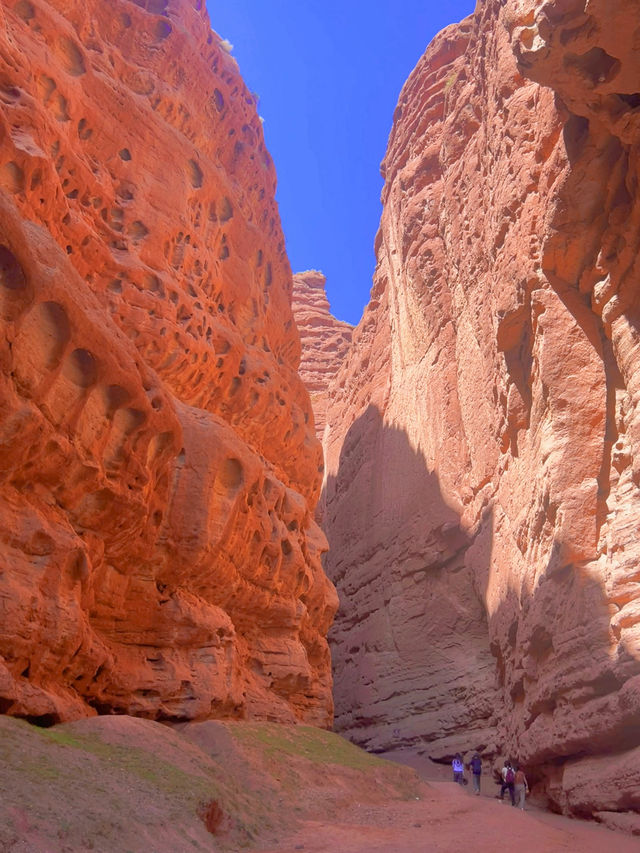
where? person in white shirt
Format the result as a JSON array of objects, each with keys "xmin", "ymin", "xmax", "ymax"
[{"xmin": 452, "ymin": 753, "xmax": 465, "ymax": 784}]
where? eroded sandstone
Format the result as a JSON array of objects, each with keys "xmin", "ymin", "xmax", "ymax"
[
  {"xmin": 292, "ymin": 270, "xmax": 353, "ymax": 442},
  {"xmin": 318, "ymin": 0, "xmax": 640, "ymax": 823},
  {"xmin": 0, "ymin": 0, "xmax": 337, "ymax": 726}
]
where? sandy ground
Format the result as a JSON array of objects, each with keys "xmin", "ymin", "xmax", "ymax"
[
  {"xmin": 254, "ymin": 752, "xmax": 640, "ymax": 853},
  {"xmin": 255, "ymin": 784, "xmax": 640, "ymax": 853}
]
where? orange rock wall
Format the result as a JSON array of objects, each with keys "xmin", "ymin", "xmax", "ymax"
[
  {"xmin": 321, "ymin": 0, "xmax": 640, "ymax": 821},
  {"xmin": 0, "ymin": 0, "xmax": 337, "ymax": 726}
]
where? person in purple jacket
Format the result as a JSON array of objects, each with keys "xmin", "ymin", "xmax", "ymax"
[{"xmin": 498, "ymin": 760, "xmax": 516, "ymax": 805}]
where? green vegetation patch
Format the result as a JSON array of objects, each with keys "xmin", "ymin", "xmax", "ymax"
[{"xmin": 228, "ymin": 721, "xmax": 387, "ymax": 770}]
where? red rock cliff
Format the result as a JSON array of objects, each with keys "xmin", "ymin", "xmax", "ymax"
[
  {"xmin": 321, "ymin": 0, "xmax": 640, "ymax": 823},
  {"xmin": 0, "ymin": 0, "xmax": 337, "ymax": 726},
  {"xmin": 291, "ymin": 270, "xmax": 353, "ymax": 441}
]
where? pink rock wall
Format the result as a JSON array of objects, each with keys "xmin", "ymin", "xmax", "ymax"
[
  {"xmin": 321, "ymin": 0, "xmax": 640, "ymax": 823},
  {"xmin": 292, "ymin": 271, "xmax": 353, "ymax": 441},
  {"xmin": 0, "ymin": 0, "xmax": 337, "ymax": 726}
]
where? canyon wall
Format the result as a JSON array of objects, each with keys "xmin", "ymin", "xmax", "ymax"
[
  {"xmin": 291, "ymin": 271, "xmax": 353, "ymax": 443},
  {"xmin": 319, "ymin": 0, "xmax": 640, "ymax": 824},
  {"xmin": 0, "ymin": 0, "xmax": 337, "ymax": 726}
]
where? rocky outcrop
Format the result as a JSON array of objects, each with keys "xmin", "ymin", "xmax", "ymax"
[
  {"xmin": 0, "ymin": 0, "xmax": 337, "ymax": 726},
  {"xmin": 321, "ymin": 0, "xmax": 640, "ymax": 824},
  {"xmin": 291, "ymin": 271, "xmax": 353, "ymax": 441}
]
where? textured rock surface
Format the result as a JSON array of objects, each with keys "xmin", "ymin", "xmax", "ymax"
[
  {"xmin": 292, "ymin": 271, "xmax": 353, "ymax": 441},
  {"xmin": 322, "ymin": 0, "xmax": 640, "ymax": 821},
  {"xmin": 0, "ymin": 0, "xmax": 336, "ymax": 725}
]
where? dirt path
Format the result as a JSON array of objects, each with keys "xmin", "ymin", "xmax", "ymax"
[{"xmin": 254, "ymin": 767, "xmax": 640, "ymax": 853}]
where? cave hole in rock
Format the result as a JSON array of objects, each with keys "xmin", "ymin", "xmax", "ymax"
[
  {"xmin": 104, "ymin": 384, "xmax": 131, "ymax": 417},
  {"xmin": 28, "ymin": 301, "xmax": 71, "ymax": 368},
  {"xmin": 113, "ymin": 407, "xmax": 146, "ymax": 437},
  {"xmin": 212, "ymin": 88, "xmax": 224, "ymax": 111},
  {"xmin": 616, "ymin": 92, "xmax": 640, "ymax": 110},
  {"xmin": 0, "ymin": 245, "xmax": 27, "ymax": 290},
  {"xmin": 564, "ymin": 47, "xmax": 621, "ymax": 87},
  {"xmin": 59, "ymin": 36, "xmax": 86, "ymax": 76},
  {"xmin": 24, "ymin": 713, "xmax": 60, "ymax": 728},
  {"xmin": 218, "ymin": 196, "xmax": 233, "ymax": 222},
  {"xmin": 563, "ymin": 113, "xmax": 590, "ymax": 161},
  {"xmin": 78, "ymin": 118, "xmax": 93, "ymax": 140},
  {"xmin": 14, "ymin": 0, "xmax": 35, "ymax": 21},
  {"xmin": 155, "ymin": 19, "xmax": 172, "ymax": 40},
  {"xmin": 129, "ymin": 220, "xmax": 149, "ymax": 239},
  {"xmin": 1, "ymin": 161, "xmax": 25, "ymax": 193},
  {"xmin": 188, "ymin": 159, "xmax": 203, "ymax": 188},
  {"xmin": 63, "ymin": 348, "xmax": 98, "ymax": 388}
]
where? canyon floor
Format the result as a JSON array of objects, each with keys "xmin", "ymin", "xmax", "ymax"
[{"xmin": 0, "ymin": 716, "xmax": 637, "ymax": 853}]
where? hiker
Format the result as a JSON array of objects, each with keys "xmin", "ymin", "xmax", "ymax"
[
  {"xmin": 452, "ymin": 753, "xmax": 465, "ymax": 785},
  {"xmin": 498, "ymin": 760, "xmax": 516, "ymax": 805},
  {"xmin": 514, "ymin": 764, "xmax": 529, "ymax": 810},
  {"xmin": 468, "ymin": 752, "xmax": 482, "ymax": 795}
]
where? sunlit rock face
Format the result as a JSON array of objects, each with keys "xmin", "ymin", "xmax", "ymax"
[
  {"xmin": 321, "ymin": 0, "xmax": 640, "ymax": 822},
  {"xmin": 291, "ymin": 271, "xmax": 353, "ymax": 442},
  {"xmin": 0, "ymin": 0, "xmax": 337, "ymax": 727}
]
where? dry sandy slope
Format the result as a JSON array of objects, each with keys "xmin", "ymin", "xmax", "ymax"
[{"xmin": 0, "ymin": 715, "xmax": 636, "ymax": 852}]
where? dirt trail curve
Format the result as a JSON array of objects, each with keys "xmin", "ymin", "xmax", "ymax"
[{"xmin": 255, "ymin": 756, "xmax": 640, "ymax": 853}]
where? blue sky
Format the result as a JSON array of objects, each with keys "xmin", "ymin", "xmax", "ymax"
[{"xmin": 207, "ymin": 1, "xmax": 476, "ymax": 325}]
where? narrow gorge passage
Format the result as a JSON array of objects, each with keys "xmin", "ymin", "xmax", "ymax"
[{"xmin": 0, "ymin": 0, "xmax": 638, "ymax": 847}]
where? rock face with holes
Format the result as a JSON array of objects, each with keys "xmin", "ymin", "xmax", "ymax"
[
  {"xmin": 321, "ymin": 0, "xmax": 640, "ymax": 823},
  {"xmin": 0, "ymin": 0, "xmax": 337, "ymax": 726},
  {"xmin": 291, "ymin": 271, "xmax": 353, "ymax": 442}
]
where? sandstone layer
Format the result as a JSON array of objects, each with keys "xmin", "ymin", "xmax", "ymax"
[
  {"xmin": 319, "ymin": 0, "xmax": 640, "ymax": 824},
  {"xmin": 291, "ymin": 270, "xmax": 353, "ymax": 442},
  {"xmin": 0, "ymin": 0, "xmax": 337, "ymax": 726}
]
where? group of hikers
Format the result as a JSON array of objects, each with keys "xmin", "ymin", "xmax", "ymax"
[{"xmin": 451, "ymin": 753, "xmax": 529, "ymax": 809}]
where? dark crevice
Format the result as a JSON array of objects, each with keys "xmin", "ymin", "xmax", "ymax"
[
  {"xmin": 615, "ymin": 92, "xmax": 640, "ymax": 109},
  {"xmin": 23, "ymin": 713, "xmax": 60, "ymax": 727},
  {"xmin": 563, "ymin": 113, "xmax": 590, "ymax": 162}
]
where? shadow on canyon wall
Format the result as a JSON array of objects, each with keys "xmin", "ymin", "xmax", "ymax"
[
  {"xmin": 322, "ymin": 404, "xmax": 498, "ymax": 758},
  {"xmin": 322, "ymin": 404, "xmax": 639, "ymax": 794}
]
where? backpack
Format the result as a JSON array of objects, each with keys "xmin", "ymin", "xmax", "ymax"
[{"xmin": 505, "ymin": 767, "xmax": 515, "ymax": 784}]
